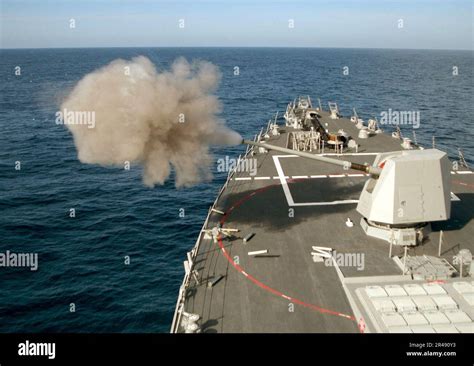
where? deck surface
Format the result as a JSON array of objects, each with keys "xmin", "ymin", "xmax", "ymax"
[{"xmin": 180, "ymin": 110, "xmax": 474, "ymax": 333}]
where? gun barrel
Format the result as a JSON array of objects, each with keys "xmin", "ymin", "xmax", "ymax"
[{"xmin": 243, "ymin": 139, "xmax": 381, "ymax": 176}]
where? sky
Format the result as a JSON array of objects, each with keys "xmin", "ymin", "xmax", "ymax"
[{"xmin": 0, "ymin": 0, "xmax": 472, "ymax": 49}]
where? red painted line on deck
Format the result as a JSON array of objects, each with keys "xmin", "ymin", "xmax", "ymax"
[{"xmin": 216, "ymin": 182, "xmax": 357, "ymax": 323}]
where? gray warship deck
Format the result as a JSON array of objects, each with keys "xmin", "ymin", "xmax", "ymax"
[{"xmin": 172, "ymin": 109, "xmax": 474, "ymax": 333}]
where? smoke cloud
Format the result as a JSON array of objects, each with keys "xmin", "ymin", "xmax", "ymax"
[{"xmin": 60, "ymin": 56, "xmax": 241, "ymax": 187}]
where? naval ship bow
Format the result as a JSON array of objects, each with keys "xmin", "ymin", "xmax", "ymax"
[{"xmin": 171, "ymin": 96, "xmax": 474, "ymax": 334}]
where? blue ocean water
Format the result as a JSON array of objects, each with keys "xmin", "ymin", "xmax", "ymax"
[{"xmin": 0, "ymin": 48, "xmax": 472, "ymax": 332}]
